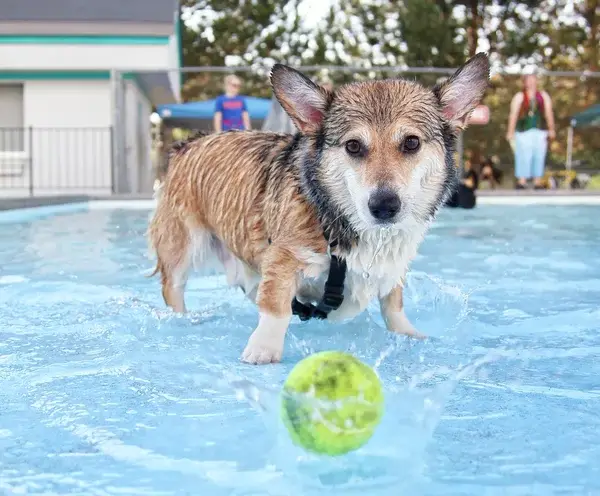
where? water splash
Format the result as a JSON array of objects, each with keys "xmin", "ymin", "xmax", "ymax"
[
  {"xmin": 4, "ymin": 207, "xmax": 599, "ymax": 494},
  {"xmin": 221, "ymin": 278, "xmax": 499, "ymax": 495}
]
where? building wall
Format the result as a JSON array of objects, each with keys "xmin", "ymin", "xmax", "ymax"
[
  {"xmin": 0, "ymin": 39, "xmax": 173, "ymax": 72},
  {"xmin": 25, "ymin": 80, "xmax": 111, "ymax": 127},
  {"xmin": 0, "ymin": 80, "xmax": 112, "ymax": 197},
  {"xmin": 0, "ymin": 33, "xmax": 177, "ymax": 197},
  {"xmin": 167, "ymin": 10, "xmax": 182, "ymax": 103},
  {"xmin": 0, "ymin": 34, "xmax": 181, "ymax": 106},
  {"xmin": 0, "ymin": 78, "xmax": 155, "ymax": 198},
  {"xmin": 124, "ymin": 80, "xmax": 153, "ymax": 194}
]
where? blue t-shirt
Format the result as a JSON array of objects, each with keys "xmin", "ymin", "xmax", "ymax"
[{"xmin": 215, "ymin": 94, "xmax": 247, "ymax": 130}]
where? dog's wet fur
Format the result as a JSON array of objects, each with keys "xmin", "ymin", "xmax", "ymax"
[{"xmin": 147, "ymin": 53, "xmax": 490, "ymax": 364}]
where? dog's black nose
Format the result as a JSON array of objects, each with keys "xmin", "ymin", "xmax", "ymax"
[{"xmin": 368, "ymin": 189, "xmax": 401, "ymax": 221}]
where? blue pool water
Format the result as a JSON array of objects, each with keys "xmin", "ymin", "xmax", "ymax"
[{"xmin": 1, "ymin": 203, "xmax": 600, "ymax": 495}]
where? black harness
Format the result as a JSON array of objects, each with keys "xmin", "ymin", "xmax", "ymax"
[{"xmin": 291, "ymin": 237, "xmax": 347, "ymax": 321}]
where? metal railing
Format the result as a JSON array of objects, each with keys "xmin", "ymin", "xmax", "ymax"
[
  {"xmin": 0, "ymin": 127, "xmax": 113, "ymax": 197},
  {"xmin": 124, "ymin": 66, "xmax": 600, "ymax": 78}
]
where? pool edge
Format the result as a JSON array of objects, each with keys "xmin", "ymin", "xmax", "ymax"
[
  {"xmin": 0, "ymin": 195, "xmax": 156, "ymax": 223},
  {"xmin": 1, "ymin": 192, "xmax": 600, "ymax": 224},
  {"xmin": 477, "ymin": 195, "xmax": 600, "ymax": 205},
  {"xmin": 0, "ymin": 201, "xmax": 91, "ymax": 224},
  {"xmin": 88, "ymin": 199, "xmax": 156, "ymax": 210}
]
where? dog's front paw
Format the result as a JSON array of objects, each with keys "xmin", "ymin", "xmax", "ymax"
[
  {"xmin": 241, "ymin": 323, "xmax": 285, "ymax": 364},
  {"xmin": 386, "ymin": 311, "xmax": 426, "ymax": 340},
  {"xmin": 241, "ymin": 342, "xmax": 283, "ymax": 364}
]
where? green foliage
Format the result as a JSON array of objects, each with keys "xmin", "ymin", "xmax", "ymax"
[
  {"xmin": 400, "ymin": 0, "xmax": 467, "ymax": 68},
  {"xmin": 177, "ymin": 0, "xmax": 600, "ymax": 174},
  {"xmin": 586, "ymin": 173, "xmax": 600, "ymax": 190}
]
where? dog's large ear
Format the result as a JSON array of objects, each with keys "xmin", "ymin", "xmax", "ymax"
[
  {"xmin": 270, "ymin": 64, "xmax": 331, "ymax": 133},
  {"xmin": 434, "ymin": 52, "xmax": 490, "ymax": 130}
]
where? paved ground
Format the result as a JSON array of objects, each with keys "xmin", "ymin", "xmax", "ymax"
[
  {"xmin": 90, "ymin": 193, "xmax": 156, "ymax": 200},
  {"xmin": 477, "ymin": 189, "xmax": 600, "ymax": 196},
  {"xmin": 2, "ymin": 189, "xmax": 600, "ymax": 211},
  {"xmin": 0, "ymin": 195, "xmax": 90, "ymax": 211}
]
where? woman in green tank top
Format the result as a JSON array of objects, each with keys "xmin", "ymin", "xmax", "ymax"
[{"xmin": 506, "ymin": 73, "xmax": 556, "ymax": 189}]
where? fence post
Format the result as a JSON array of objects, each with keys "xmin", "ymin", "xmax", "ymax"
[
  {"xmin": 110, "ymin": 69, "xmax": 126, "ymax": 195},
  {"xmin": 28, "ymin": 126, "xmax": 34, "ymax": 197},
  {"xmin": 566, "ymin": 124, "xmax": 574, "ymax": 170},
  {"xmin": 109, "ymin": 126, "xmax": 115, "ymax": 193},
  {"xmin": 457, "ymin": 132, "xmax": 464, "ymax": 172},
  {"xmin": 110, "ymin": 69, "xmax": 119, "ymax": 194}
]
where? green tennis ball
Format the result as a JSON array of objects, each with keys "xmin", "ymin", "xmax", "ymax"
[{"xmin": 281, "ymin": 350, "xmax": 384, "ymax": 456}]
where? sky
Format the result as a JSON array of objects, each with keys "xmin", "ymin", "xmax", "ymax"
[
  {"xmin": 297, "ymin": 0, "xmax": 334, "ymax": 28},
  {"xmin": 290, "ymin": 0, "xmax": 562, "ymax": 74},
  {"xmin": 182, "ymin": 0, "xmax": 576, "ymax": 74}
]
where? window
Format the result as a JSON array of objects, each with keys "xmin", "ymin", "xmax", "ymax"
[{"xmin": 0, "ymin": 83, "xmax": 24, "ymax": 152}]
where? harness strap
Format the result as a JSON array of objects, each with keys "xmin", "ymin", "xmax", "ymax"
[{"xmin": 291, "ymin": 237, "xmax": 347, "ymax": 321}]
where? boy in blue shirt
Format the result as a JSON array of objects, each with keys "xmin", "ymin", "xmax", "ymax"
[{"xmin": 213, "ymin": 75, "xmax": 251, "ymax": 132}]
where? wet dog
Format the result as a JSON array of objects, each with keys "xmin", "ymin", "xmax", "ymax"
[{"xmin": 147, "ymin": 53, "xmax": 490, "ymax": 364}]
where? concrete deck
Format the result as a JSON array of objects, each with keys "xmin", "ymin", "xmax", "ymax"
[
  {"xmin": 1, "ymin": 189, "xmax": 600, "ymax": 212},
  {"xmin": 0, "ymin": 195, "xmax": 90, "ymax": 211},
  {"xmin": 477, "ymin": 189, "xmax": 600, "ymax": 196}
]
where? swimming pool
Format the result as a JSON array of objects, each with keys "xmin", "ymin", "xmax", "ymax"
[{"xmin": 1, "ymin": 201, "xmax": 599, "ymax": 495}]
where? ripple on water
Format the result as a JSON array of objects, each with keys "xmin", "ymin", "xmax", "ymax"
[
  {"xmin": 2, "ymin": 272, "xmax": 486, "ymax": 495},
  {"xmin": 2, "ymin": 206, "xmax": 600, "ymax": 494}
]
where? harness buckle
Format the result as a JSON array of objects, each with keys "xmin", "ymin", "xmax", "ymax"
[
  {"xmin": 318, "ymin": 286, "xmax": 344, "ymax": 313},
  {"xmin": 290, "ymin": 235, "xmax": 347, "ymax": 322},
  {"xmin": 292, "ymin": 298, "xmax": 328, "ymax": 321}
]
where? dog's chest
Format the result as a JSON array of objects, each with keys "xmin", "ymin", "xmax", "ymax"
[{"xmin": 297, "ymin": 232, "xmax": 422, "ymax": 320}]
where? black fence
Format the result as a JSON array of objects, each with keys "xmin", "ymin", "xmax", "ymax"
[{"xmin": 0, "ymin": 127, "xmax": 113, "ymax": 196}]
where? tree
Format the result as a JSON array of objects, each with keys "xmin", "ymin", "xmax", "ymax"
[
  {"xmin": 179, "ymin": 0, "xmax": 296, "ymax": 100},
  {"xmin": 176, "ymin": 0, "xmax": 599, "ymax": 173},
  {"xmin": 400, "ymin": 0, "xmax": 467, "ymax": 68}
]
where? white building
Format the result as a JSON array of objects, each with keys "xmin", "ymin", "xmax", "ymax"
[{"xmin": 0, "ymin": 0, "xmax": 181, "ymax": 197}]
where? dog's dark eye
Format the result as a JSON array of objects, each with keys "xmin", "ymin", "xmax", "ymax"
[
  {"xmin": 345, "ymin": 140, "xmax": 362, "ymax": 156},
  {"xmin": 402, "ymin": 136, "xmax": 420, "ymax": 153}
]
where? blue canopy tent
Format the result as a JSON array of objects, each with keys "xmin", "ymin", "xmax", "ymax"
[
  {"xmin": 156, "ymin": 96, "xmax": 272, "ymax": 131},
  {"xmin": 566, "ymin": 103, "xmax": 600, "ymax": 169},
  {"xmin": 571, "ymin": 104, "xmax": 600, "ymax": 128}
]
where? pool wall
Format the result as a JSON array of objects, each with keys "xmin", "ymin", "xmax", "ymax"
[
  {"xmin": 1, "ymin": 191, "xmax": 600, "ymax": 224},
  {"xmin": 0, "ymin": 195, "xmax": 153, "ymax": 224}
]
